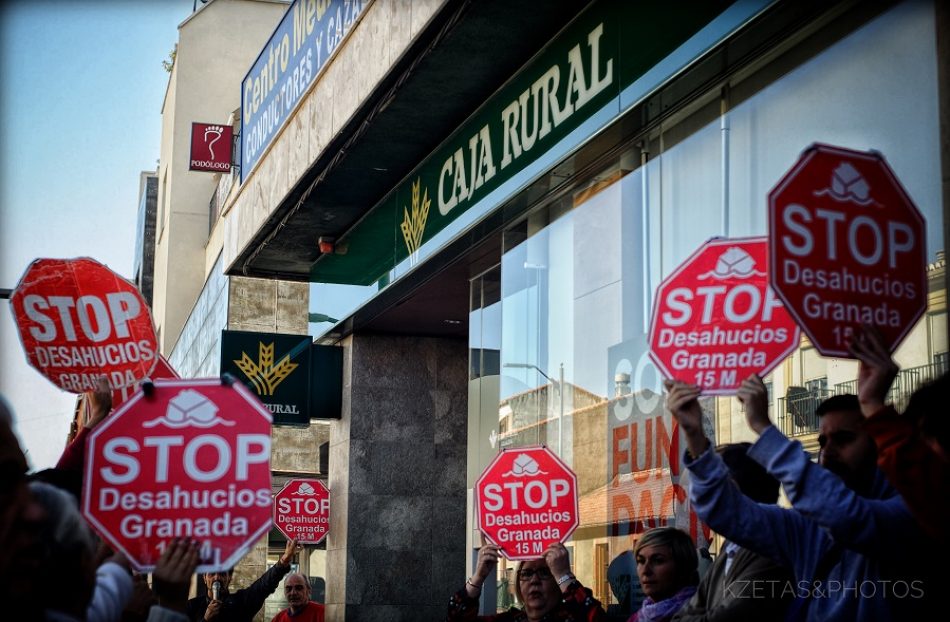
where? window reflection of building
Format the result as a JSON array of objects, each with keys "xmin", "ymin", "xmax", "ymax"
[
  {"xmin": 468, "ymin": 2, "xmax": 947, "ymax": 617},
  {"xmin": 496, "ymin": 382, "xmax": 596, "ymax": 450}
]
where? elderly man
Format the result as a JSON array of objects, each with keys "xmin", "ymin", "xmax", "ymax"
[
  {"xmin": 187, "ymin": 539, "xmax": 299, "ymax": 622},
  {"xmin": 270, "ymin": 573, "xmax": 324, "ymax": 622}
]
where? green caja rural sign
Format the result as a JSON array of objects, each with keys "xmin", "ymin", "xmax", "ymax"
[{"xmin": 313, "ymin": 0, "xmax": 736, "ymax": 285}]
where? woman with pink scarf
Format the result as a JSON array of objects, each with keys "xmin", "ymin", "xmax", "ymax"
[{"xmin": 627, "ymin": 528, "xmax": 698, "ymax": 622}]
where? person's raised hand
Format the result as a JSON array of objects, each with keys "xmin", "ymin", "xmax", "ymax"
[
  {"xmin": 85, "ymin": 375, "xmax": 113, "ymax": 430},
  {"xmin": 736, "ymin": 374, "xmax": 771, "ymax": 435},
  {"xmin": 124, "ymin": 573, "xmax": 157, "ymax": 621},
  {"xmin": 847, "ymin": 323, "xmax": 899, "ymax": 418},
  {"xmin": 279, "ymin": 538, "xmax": 300, "ymax": 565},
  {"xmin": 664, "ymin": 379, "xmax": 709, "ymax": 457},
  {"xmin": 664, "ymin": 380, "xmax": 702, "ymax": 432},
  {"xmin": 472, "ymin": 543, "xmax": 501, "ymax": 588},
  {"xmin": 543, "ymin": 542, "xmax": 572, "ymax": 581},
  {"xmin": 153, "ymin": 539, "xmax": 199, "ymax": 614}
]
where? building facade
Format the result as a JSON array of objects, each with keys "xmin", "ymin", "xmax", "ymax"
[
  {"xmin": 153, "ymin": 0, "xmax": 292, "ymax": 354},
  {"xmin": 149, "ymin": 1, "xmax": 329, "ymax": 614},
  {"xmin": 162, "ymin": 0, "xmax": 950, "ymax": 619}
]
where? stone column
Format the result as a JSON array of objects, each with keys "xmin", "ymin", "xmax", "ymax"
[
  {"xmin": 226, "ymin": 276, "xmax": 313, "ymax": 621},
  {"xmin": 326, "ymin": 334, "xmax": 468, "ymax": 621}
]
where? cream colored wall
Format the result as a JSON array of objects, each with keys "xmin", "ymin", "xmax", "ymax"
[
  {"xmin": 153, "ymin": 0, "xmax": 288, "ymax": 355},
  {"xmin": 222, "ymin": 0, "xmax": 447, "ymax": 274},
  {"xmin": 155, "ymin": 62, "xmax": 178, "ymax": 350}
]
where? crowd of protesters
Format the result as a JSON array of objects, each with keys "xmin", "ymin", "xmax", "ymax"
[
  {"xmin": 1, "ymin": 319, "xmax": 947, "ymax": 622},
  {"xmin": 0, "ymin": 379, "xmax": 318, "ymax": 622},
  {"xmin": 447, "ymin": 323, "xmax": 949, "ymax": 621}
]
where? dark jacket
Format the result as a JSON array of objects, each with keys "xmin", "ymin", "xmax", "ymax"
[
  {"xmin": 672, "ymin": 544, "xmax": 793, "ymax": 621},
  {"xmin": 187, "ymin": 562, "xmax": 291, "ymax": 622},
  {"xmin": 447, "ymin": 580, "xmax": 607, "ymax": 621}
]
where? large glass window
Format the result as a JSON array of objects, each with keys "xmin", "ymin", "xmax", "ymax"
[{"xmin": 471, "ymin": 1, "xmax": 946, "ymax": 615}]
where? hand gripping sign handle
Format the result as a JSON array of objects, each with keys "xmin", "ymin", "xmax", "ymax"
[{"xmin": 141, "ymin": 379, "xmax": 155, "ymax": 398}]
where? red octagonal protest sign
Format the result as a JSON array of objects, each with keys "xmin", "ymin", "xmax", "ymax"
[
  {"xmin": 274, "ymin": 479, "xmax": 330, "ymax": 544},
  {"xmin": 649, "ymin": 237, "xmax": 800, "ymax": 394},
  {"xmin": 769, "ymin": 143, "xmax": 927, "ymax": 357},
  {"xmin": 82, "ymin": 378, "xmax": 273, "ymax": 573},
  {"xmin": 10, "ymin": 257, "xmax": 158, "ymax": 393},
  {"xmin": 475, "ymin": 446, "xmax": 578, "ymax": 561}
]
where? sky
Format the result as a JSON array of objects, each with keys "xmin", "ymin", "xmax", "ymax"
[{"xmin": 0, "ymin": 0, "xmax": 195, "ymax": 469}]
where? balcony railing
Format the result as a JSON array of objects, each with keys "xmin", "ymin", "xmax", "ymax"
[
  {"xmin": 777, "ymin": 388, "xmax": 830, "ymax": 437},
  {"xmin": 777, "ymin": 359, "xmax": 948, "ymax": 437},
  {"xmin": 834, "ymin": 359, "xmax": 948, "ymax": 412}
]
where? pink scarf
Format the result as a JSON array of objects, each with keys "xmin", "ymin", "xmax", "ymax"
[{"xmin": 627, "ymin": 586, "xmax": 696, "ymax": 622}]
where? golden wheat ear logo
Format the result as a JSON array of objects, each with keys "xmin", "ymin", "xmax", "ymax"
[
  {"xmin": 400, "ymin": 177, "xmax": 430, "ymax": 254},
  {"xmin": 233, "ymin": 342, "xmax": 299, "ymax": 396}
]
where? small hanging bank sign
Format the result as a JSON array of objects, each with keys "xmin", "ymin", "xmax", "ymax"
[
  {"xmin": 10, "ymin": 257, "xmax": 159, "ymax": 393},
  {"xmin": 220, "ymin": 330, "xmax": 313, "ymax": 424}
]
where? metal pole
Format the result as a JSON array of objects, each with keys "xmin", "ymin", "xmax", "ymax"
[
  {"xmin": 721, "ymin": 84, "xmax": 730, "ymax": 237},
  {"xmin": 558, "ymin": 363, "xmax": 564, "ymax": 455}
]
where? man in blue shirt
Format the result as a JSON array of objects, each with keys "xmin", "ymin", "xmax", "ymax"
[
  {"xmin": 667, "ymin": 374, "xmax": 928, "ymax": 621},
  {"xmin": 672, "ymin": 443, "xmax": 793, "ymax": 621}
]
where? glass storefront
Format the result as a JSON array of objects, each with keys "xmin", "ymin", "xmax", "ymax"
[{"xmin": 468, "ymin": 1, "xmax": 946, "ymax": 614}]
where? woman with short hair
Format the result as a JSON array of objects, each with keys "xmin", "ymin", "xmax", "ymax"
[{"xmin": 627, "ymin": 527, "xmax": 699, "ymax": 622}]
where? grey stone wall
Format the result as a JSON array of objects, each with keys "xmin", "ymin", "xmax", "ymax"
[
  {"xmin": 229, "ymin": 277, "xmax": 309, "ymax": 334},
  {"xmin": 326, "ymin": 334, "xmax": 468, "ymax": 621},
  {"xmin": 224, "ymin": 276, "xmax": 313, "ymax": 621},
  {"xmin": 272, "ymin": 424, "xmax": 330, "ymax": 473}
]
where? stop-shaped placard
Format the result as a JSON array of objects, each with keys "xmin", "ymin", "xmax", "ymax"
[
  {"xmin": 769, "ymin": 143, "xmax": 927, "ymax": 356},
  {"xmin": 82, "ymin": 378, "xmax": 273, "ymax": 572},
  {"xmin": 475, "ymin": 446, "xmax": 578, "ymax": 560},
  {"xmin": 649, "ymin": 237, "xmax": 800, "ymax": 394},
  {"xmin": 10, "ymin": 257, "xmax": 158, "ymax": 393},
  {"xmin": 273, "ymin": 479, "xmax": 330, "ymax": 544}
]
